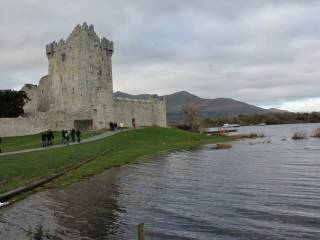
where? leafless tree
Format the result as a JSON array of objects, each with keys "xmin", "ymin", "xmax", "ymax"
[{"xmin": 181, "ymin": 100, "xmax": 201, "ymax": 131}]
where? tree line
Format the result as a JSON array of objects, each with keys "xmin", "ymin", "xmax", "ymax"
[
  {"xmin": 0, "ymin": 90, "xmax": 29, "ymax": 118},
  {"xmin": 179, "ymin": 101, "xmax": 320, "ymax": 131},
  {"xmin": 202, "ymin": 112, "xmax": 320, "ymax": 127}
]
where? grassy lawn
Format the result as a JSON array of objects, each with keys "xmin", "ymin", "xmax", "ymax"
[
  {"xmin": 0, "ymin": 127, "xmax": 234, "ymax": 195},
  {"xmin": 0, "ymin": 129, "xmax": 107, "ymax": 153}
]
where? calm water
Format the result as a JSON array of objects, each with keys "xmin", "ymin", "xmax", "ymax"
[{"xmin": 1, "ymin": 123, "xmax": 320, "ymax": 240}]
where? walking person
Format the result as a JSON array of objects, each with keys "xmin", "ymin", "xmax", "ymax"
[
  {"xmin": 47, "ymin": 129, "xmax": 54, "ymax": 146},
  {"xmin": 70, "ymin": 128, "xmax": 76, "ymax": 143},
  {"xmin": 61, "ymin": 129, "xmax": 67, "ymax": 145},
  {"xmin": 109, "ymin": 122, "xmax": 114, "ymax": 131},
  {"xmin": 132, "ymin": 118, "xmax": 136, "ymax": 128},
  {"xmin": 41, "ymin": 131, "xmax": 47, "ymax": 147},
  {"xmin": 65, "ymin": 129, "xmax": 70, "ymax": 145},
  {"xmin": 76, "ymin": 129, "xmax": 81, "ymax": 143}
]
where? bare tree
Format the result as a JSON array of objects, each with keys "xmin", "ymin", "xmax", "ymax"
[{"xmin": 181, "ymin": 100, "xmax": 201, "ymax": 131}]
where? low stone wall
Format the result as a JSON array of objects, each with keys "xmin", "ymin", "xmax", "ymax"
[
  {"xmin": 113, "ymin": 97, "xmax": 166, "ymax": 127},
  {"xmin": 0, "ymin": 98, "xmax": 167, "ymax": 137},
  {"xmin": 0, "ymin": 117, "xmax": 47, "ymax": 137}
]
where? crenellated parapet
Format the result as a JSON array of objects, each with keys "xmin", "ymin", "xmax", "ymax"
[
  {"xmin": 46, "ymin": 41, "xmax": 57, "ymax": 58},
  {"xmin": 46, "ymin": 22, "xmax": 113, "ymax": 59},
  {"xmin": 101, "ymin": 37, "xmax": 114, "ymax": 56}
]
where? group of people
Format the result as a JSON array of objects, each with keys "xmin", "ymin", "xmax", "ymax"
[
  {"xmin": 109, "ymin": 121, "xmax": 118, "ymax": 131},
  {"xmin": 61, "ymin": 128, "xmax": 81, "ymax": 145},
  {"xmin": 41, "ymin": 129, "xmax": 55, "ymax": 147},
  {"xmin": 109, "ymin": 118, "xmax": 136, "ymax": 131},
  {"xmin": 1, "ymin": 118, "xmax": 139, "ymax": 152},
  {"xmin": 41, "ymin": 128, "xmax": 81, "ymax": 147}
]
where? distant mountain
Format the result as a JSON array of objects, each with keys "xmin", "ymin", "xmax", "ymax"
[
  {"xmin": 114, "ymin": 91, "xmax": 274, "ymax": 123},
  {"xmin": 268, "ymin": 108, "xmax": 289, "ymax": 113},
  {"xmin": 113, "ymin": 91, "xmax": 151, "ymax": 100},
  {"xmin": 164, "ymin": 91, "xmax": 271, "ymax": 122}
]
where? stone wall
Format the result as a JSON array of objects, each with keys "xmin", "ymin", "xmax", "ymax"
[
  {"xmin": 46, "ymin": 23, "xmax": 114, "ymax": 115},
  {"xmin": 113, "ymin": 97, "xmax": 166, "ymax": 127},
  {"xmin": 37, "ymin": 75, "xmax": 51, "ymax": 112},
  {"xmin": 0, "ymin": 117, "xmax": 47, "ymax": 137},
  {"xmin": 21, "ymin": 84, "xmax": 38, "ymax": 117}
]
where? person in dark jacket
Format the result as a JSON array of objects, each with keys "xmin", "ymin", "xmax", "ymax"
[
  {"xmin": 65, "ymin": 130, "xmax": 70, "ymax": 145},
  {"xmin": 132, "ymin": 118, "xmax": 136, "ymax": 128},
  {"xmin": 70, "ymin": 128, "xmax": 76, "ymax": 143},
  {"xmin": 76, "ymin": 129, "xmax": 81, "ymax": 143},
  {"xmin": 113, "ymin": 121, "xmax": 118, "ymax": 130},
  {"xmin": 47, "ymin": 130, "xmax": 54, "ymax": 146},
  {"xmin": 41, "ymin": 131, "xmax": 47, "ymax": 147},
  {"xmin": 109, "ymin": 122, "xmax": 114, "ymax": 131},
  {"xmin": 61, "ymin": 129, "xmax": 67, "ymax": 145}
]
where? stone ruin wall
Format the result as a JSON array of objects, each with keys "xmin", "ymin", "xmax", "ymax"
[
  {"xmin": 21, "ymin": 84, "xmax": 38, "ymax": 117},
  {"xmin": 37, "ymin": 75, "xmax": 51, "ymax": 112},
  {"xmin": 0, "ymin": 118, "xmax": 45, "ymax": 137},
  {"xmin": 113, "ymin": 97, "xmax": 167, "ymax": 127}
]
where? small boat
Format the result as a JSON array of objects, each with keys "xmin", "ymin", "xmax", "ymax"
[
  {"xmin": 201, "ymin": 127, "xmax": 238, "ymax": 134},
  {"xmin": 0, "ymin": 202, "xmax": 9, "ymax": 208},
  {"xmin": 223, "ymin": 123, "xmax": 240, "ymax": 128}
]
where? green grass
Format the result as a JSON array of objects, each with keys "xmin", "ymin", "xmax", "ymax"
[
  {"xmin": 0, "ymin": 129, "xmax": 107, "ymax": 153},
  {"xmin": 0, "ymin": 127, "xmax": 234, "ymax": 194}
]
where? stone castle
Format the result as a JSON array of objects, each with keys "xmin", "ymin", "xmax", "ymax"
[{"xmin": 0, "ymin": 23, "xmax": 166, "ymax": 137}]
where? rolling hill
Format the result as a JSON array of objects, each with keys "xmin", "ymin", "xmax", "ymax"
[{"xmin": 114, "ymin": 91, "xmax": 274, "ymax": 123}]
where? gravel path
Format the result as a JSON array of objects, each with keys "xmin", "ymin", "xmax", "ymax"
[{"xmin": 0, "ymin": 129, "xmax": 128, "ymax": 157}]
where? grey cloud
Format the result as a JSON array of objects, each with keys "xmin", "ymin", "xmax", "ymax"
[{"xmin": 0, "ymin": 0, "xmax": 320, "ymax": 110}]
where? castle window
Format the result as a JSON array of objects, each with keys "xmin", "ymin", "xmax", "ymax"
[{"xmin": 89, "ymin": 65, "xmax": 93, "ymax": 73}]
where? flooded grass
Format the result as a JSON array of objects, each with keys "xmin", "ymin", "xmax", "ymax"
[
  {"xmin": 311, "ymin": 128, "xmax": 320, "ymax": 138},
  {"xmin": 292, "ymin": 131, "xmax": 307, "ymax": 140},
  {"xmin": 235, "ymin": 132, "xmax": 265, "ymax": 139},
  {"xmin": 212, "ymin": 143, "xmax": 232, "ymax": 149}
]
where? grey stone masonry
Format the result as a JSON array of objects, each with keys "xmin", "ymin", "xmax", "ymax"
[{"xmin": 0, "ymin": 23, "xmax": 166, "ymax": 137}]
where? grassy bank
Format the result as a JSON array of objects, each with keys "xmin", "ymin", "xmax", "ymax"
[
  {"xmin": 0, "ymin": 129, "xmax": 106, "ymax": 153},
  {"xmin": 0, "ymin": 127, "xmax": 233, "ymax": 195}
]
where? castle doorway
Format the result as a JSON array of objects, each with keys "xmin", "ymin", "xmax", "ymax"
[{"xmin": 74, "ymin": 119, "xmax": 93, "ymax": 130}]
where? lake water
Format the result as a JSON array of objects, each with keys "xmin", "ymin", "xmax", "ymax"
[{"xmin": 1, "ymin": 123, "xmax": 320, "ymax": 239}]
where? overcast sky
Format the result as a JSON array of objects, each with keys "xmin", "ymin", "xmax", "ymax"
[{"xmin": 0, "ymin": 0, "xmax": 320, "ymax": 112}]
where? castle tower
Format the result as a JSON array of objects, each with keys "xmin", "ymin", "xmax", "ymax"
[{"xmin": 45, "ymin": 23, "xmax": 114, "ymax": 128}]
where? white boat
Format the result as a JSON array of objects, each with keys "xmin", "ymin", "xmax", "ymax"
[
  {"xmin": 223, "ymin": 123, "xmax": 240, "ymax": 128},
  {"xmin": 202, "ymin": 127, "xmax": 238, "ymax": 134},
  {"xmin": 0, "ymin": 202, "xmax": 9, "ymax": 208}
]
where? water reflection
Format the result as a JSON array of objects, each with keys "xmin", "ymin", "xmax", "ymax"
[{"xmin": 0, "ymin": 170, "xmax": 123, "ymax": 239}]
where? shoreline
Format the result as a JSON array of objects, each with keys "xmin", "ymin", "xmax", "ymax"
[{"xmin": 0, "ymin": 127, "xmax": 234, "ymax": 205}]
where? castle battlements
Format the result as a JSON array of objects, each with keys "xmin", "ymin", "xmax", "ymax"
[{"xmin": 46, "ymin": 23, "xmax": 113, "ymax": 59}]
